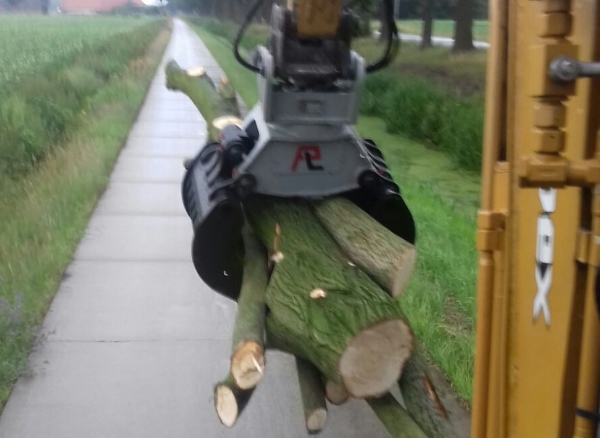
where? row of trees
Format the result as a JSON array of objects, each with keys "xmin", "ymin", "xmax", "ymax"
[
  {"xmin": 375, "ymin": 0, "xmax": 479, "ymax": 52},
  {"xmin": 396, "ymin": 0, "xmax": 487, "ymax": 19},
  {"xmin": 168, "ymin": 0, "xmax": 484, "ymax": 53}
]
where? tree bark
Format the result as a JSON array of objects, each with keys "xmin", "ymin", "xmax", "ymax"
[
  {"xmin": 452, "ymin": 0, "xmax": 474, "ymax": 52},
  {"xmin": 230, "ymin": 225, "xmax": 269, "ymax": 390},
  {"xmin": 420, "ymin": 0, "xmax": 433, "ymax": 50},
  {"xmin": 367, "ymin": 392, "xmax": 429, "ymax": 438},
  {"xmin": 398, "ymin": 344, "xmax": 472, "ymax": 438},
  {"xmin": 314, "ymin": 198, "xmax": 416, "ymax": 299},
  {"xmin": 246, "ymin": 199, "xmax": 414, "ymax": 399},
  {"xmin": 378, "ymin": 2, "xmax": 389, "ymax": 42},
  {"xmin": 165, "ymin": 60, "xmax": 240, "ymax": 140},
  {"xmin": 296, "ymin": 357, "xmax": 328, "ymax": 433}
]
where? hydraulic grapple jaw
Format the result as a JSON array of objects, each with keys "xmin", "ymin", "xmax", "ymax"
[{"xmin": 182, "ymin": 130, "xmax": 415, "ymax": 300}]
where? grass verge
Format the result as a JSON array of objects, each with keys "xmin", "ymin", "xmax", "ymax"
[
  {"xmin": 189, "ymin": 22, "xmax": 478, "ymax": 402},
  {"xmin": 0, "ymin": 21, "xmax": 170, "ymax": 409},
  {"xmin": 361, "ymin": 72, "xmax": 484, "ymax": 172}
]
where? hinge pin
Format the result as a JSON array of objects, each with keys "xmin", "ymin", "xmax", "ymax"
[{"xmin": 549, "ymin": 56, "xmax": 600, "ymax": 82}]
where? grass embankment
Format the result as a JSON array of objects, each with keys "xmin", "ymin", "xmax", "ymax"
[
  {"xmin": 0, "ymin": 17, "xmax": 163, "ymax": 176},
  {"xmin": 0, "ymin": 16, "xmax": 160, "ymax": 87},
  {"xmin": 0, "ymin": 18, "xmax": 169, "ymax": 407},
  {"xmin": 189, "ymin": 22, "xmax": 478, "ymax": 402},
  {"xmin": 356, "ymin": 38, "xmax": 487, "ymax": 172}
]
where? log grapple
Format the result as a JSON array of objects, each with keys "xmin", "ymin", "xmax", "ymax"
[{"xmin": 182, "ymin": 0, "xmax": 415, "ymax": 299}]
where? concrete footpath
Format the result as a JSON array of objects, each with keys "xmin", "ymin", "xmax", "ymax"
[{"xmin": 0, "ymin": 19, "xmax": 390, "ymax": 438}]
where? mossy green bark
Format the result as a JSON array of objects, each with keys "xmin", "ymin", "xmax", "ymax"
[
  {"xmin": 246, "ymin": 199, "xmax": 408, "ymax": 390},
  {"xmin": 165, "ymin": 60, "xmax": 239, "ymax": 140},
  {"xmin": 367, "ymin": 393, "xmax": 429, "ymax": 438},
  {"xmin": 295, "ymin": 356, "xmax": 327, "ymax": 433},
  {"xmin": 315, "ymin": 198, "xmax": 416, "ymax": 298},
  {"xmin": 231, "ymin": 224, "xmax": 268, "ymax": 351},
  {"xmin": 398, "ymin": 347, "xmax": 468, "ymax": 438}
]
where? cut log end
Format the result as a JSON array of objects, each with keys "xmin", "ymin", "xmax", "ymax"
[
  {"xmin": 325, "ymin": 380, "xmax": 349, "ymax": 405},
  {"xmin": 306, "ymin": 408, "xmax": 328, "ymax": 433},
  {"xmin": 296, "ymin": 357, "xmax": 328, "ymax": 433},
  {"xmin": 215, "ymin": 385, "xmax": 238, "ymax": 427},
  {"xmin": 231, "ymin": 341, "xmax": 265, "ymax": 390},
  {"xmin": 339, "ymin": 319, "xmax": 413, "ymax": 398}
]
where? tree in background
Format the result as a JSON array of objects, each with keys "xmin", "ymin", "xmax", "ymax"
[
  {"xmin": 452, "ymin": 0, "xmax": 474, "ymax": 52},
  {"xmin": 419, "ymin": 0, "xmax": 433, "ymax": 50},
  {"xmin": 349, "ymin": 0, "xmax": 377, "ymax": 36}
]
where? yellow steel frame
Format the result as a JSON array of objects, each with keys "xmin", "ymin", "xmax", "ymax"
[
  {"xmin": 288, "ymin": 0, "xmax": 342, "ymax": 38},
  {"xmin": 473, "ymin": 1, "xmax": 600, "ymax": 437}
]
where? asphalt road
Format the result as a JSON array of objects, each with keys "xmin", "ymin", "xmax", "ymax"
[{"xmin": 0, "ymin": 19, "xmax": 392, "ymax": 438}]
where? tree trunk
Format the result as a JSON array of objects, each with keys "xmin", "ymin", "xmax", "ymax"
[
  {"xmin": 246, "ymin": 199, "xmax": 414, "ymax": 399},
  {"xmin": 367, "ymin": 392, "xmax": 429, "ymax": 438},
  {"xmin": 314, "ymin": 198, "xmax": 416, "ymax": 299},
  {"xmin": 349, "ymin": 0, "xmax": 373, "ymax": 37},
  {"xmin": 420, "ymin": 0, "xmax": 433, "ymax": 50},
  {"xmin": 165, "ymin": 60, "xmax": 240, "ymax": 140},
  {"xmin": 399, "ymin": 344, "xmax": 472, "ymax": 437},
  {"xmin": 453, "ymin": 0, "xmax": 474, "ymax": 52},
  {"xmin": 379, "ymin": 2, "xmax": 389, "ymax": 42},
  {"xmin": 230, "ymin": 225, "xmax": 269, "ymax": 390},
  {"xmin": 295, "ymin": 357, "xmax": 328, "ymax": 433}
]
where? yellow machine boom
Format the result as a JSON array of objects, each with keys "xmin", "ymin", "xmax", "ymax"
[
  {"xmin": 473, "ymin": 1, "xmax": 600, "ymax": 437},
  {"xmin": 287, "ymin": 0, "xmax": 342, "ymax": 37}
]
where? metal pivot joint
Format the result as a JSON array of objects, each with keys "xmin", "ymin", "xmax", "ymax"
[{"xmin": 549, "ymin": 55, "xmax": 600, "ymax": 82}]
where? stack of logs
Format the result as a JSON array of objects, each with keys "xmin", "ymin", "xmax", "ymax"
[{"xmin": 165, "ymin": 61, "xmax": 469, "ymax": 438}]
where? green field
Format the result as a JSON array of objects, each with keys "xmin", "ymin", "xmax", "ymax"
[
  {"xmin": 373, "ymin": 19, "xmax": 490, "ymax": 42},
  {"xmin": 0, "ymin": 16, "xmax": 164, "ymax": 176},
  {"xmin": 0, "ymin": 16, "xmax": 167, "ymax": 408},
  {"xmin": 190, "ymin": 22, "xmax": 479, "ymax": 402},
  {"xmin": 0, "ymin": 16, "xmax": 158, "ymax": 87}
]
